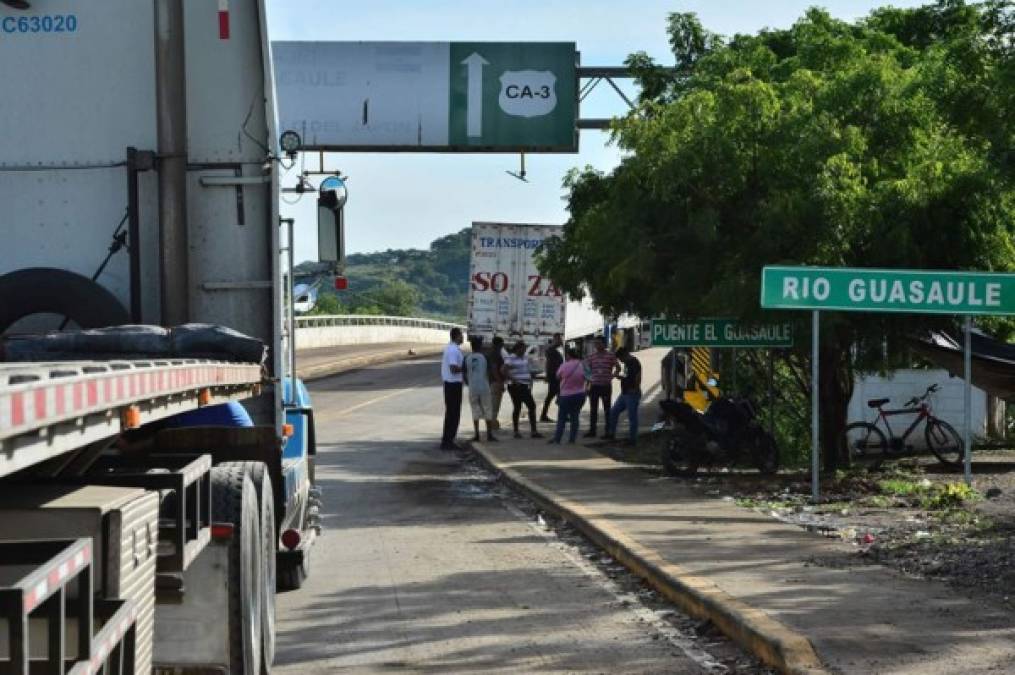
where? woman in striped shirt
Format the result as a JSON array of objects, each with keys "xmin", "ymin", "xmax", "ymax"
[{"xmin": 503, "ymin": 341, "xmax": 543, "ymax": 439}]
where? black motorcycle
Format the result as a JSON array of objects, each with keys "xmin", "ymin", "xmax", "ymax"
[{"xmin": 658, "ymin": 395, "xmax": 779, "ymax": 477}]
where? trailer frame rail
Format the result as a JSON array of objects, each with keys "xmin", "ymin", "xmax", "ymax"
[{"xmin": 0, "ymin": 360, "xmax": 262, "ymax": 480}]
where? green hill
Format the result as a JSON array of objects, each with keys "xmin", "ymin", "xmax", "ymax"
[{"xmin": 295, "ymin": 228, "xmax": 470, "ymax": 322}]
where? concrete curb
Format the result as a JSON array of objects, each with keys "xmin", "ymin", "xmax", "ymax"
[
  {"xmin": 296, "ymin": 346, "xmax": 443, "ymax": 382},
  {"xmin": 470, "ymin": 442, "xmax": 829, "ymax": 675}
]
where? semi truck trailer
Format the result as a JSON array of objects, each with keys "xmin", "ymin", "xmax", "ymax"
[
  {"xmin": 466, "ymin": 222, "xmax": 606, "ymax": 365},
  {"xmin": 0, "ymin": 1, "xmax": 324, "ymax": 673}
]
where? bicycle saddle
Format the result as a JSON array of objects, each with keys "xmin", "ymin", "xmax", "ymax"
[{"xmin": 866, "ymin": 398, "xmax": 890, "ymax": 408}]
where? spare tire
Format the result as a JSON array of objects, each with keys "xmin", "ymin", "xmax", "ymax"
[{"xmin": 0, "ymin": 267, "xmax": 130, "ymax": 334}]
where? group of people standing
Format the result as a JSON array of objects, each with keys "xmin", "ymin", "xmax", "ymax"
[{"xmin": 440, "ymin": 327, "xmax": 642, "ymax": 450}]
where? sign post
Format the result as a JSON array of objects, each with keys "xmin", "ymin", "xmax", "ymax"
[
  {"xmin": 762, "ymin": 266, "xmax": 1015, "ymax": 495},
  {"xmin": 964, "ymin": 316, "xmax": 973, "ymax": 484},
  {"xmin": 811, "ymin": 311, "xmax": 820, "ymax": 502}
]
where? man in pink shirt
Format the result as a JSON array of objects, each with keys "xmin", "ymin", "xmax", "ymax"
[{"xmin": 583, "ymin": 337, "xmax": 618, "ymax": 438}]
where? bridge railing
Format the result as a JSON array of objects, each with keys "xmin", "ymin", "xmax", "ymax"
[{"xmin": 294, "ymin": 315, "xmax": 465, "ymax": 331}]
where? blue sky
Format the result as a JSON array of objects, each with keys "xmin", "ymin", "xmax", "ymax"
[{"xmin": 266, "ymin": 0, "xmax": 929, "ymax": 261}]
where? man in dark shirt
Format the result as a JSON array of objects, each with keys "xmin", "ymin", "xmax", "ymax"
[
  {"xmin": 539, "ymin": 333, "xmax": 563, "ymax": 423},
  {"xmin": 603, "ymin": 347, "xmax": 642, "ymax": 445}
]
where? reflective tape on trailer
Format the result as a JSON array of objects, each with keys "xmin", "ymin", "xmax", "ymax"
[
  {"xmin": 21, "ymin": 542, "xmax": 92, "ymax": 614},
  {"xmin": 0, "ymin": 361, "xmax": 262, "ymax": 442}
]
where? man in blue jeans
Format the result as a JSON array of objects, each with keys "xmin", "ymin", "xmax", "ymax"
[{"xmin": 603, "ymin": 347, "xmax": 642, "ymax": 445}]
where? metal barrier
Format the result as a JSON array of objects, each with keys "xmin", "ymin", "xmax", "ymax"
[{"xmin": 294, "ymin": 315, "xmax": 465, "ymax": 331}]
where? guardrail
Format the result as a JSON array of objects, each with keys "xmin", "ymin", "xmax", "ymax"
[
  {"xmin": 295, "ymin": 315, "xmax": 465, "ymax": 331},
  {"xmin": 294, "ymin": 315, "xmax": 466, "ymax": 350}
]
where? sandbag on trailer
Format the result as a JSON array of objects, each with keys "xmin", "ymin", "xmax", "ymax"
[{"xmin": 1, "ymin": 323, "xmax": 267, "ymax": 364}]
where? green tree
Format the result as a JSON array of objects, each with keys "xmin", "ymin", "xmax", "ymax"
[
  {"xmin": 365, "ymin": 279, "xmax": 421, "ymax": 316},
  {"xmin": 307, "ymin": 292, "xmax": 345, "ymax": 316},
  {"xmin": 539, "ymin": 1, "xmax": 1014, "ymax": 470}
]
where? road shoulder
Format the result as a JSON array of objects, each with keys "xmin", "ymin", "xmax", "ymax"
[{"xmin": 470, "ymin": 437, "xmax": 1015, "ymax": 675}]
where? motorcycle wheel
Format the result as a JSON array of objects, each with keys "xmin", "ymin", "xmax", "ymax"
[
  {"xmin": 662, "ymin": 429, "xmax": 700, "ymax": 477},
  {"xmin": 749, "ymin": 430, "xmax": 780, "ymax": 475}
]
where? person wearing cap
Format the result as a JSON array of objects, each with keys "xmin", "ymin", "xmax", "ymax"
[{"xmin": 603, "ymin": 346, "xmax": 642, "ymax": 445}]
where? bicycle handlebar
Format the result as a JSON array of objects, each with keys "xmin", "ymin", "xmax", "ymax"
[{"xmin": 901, "ymin": 384, "xmax": 941, "ymax": 408}]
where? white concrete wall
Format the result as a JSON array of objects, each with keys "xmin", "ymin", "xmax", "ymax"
[
  {"xmin": 295, "ymin": 325, "xmax": 453, "ymax": 349},
  {"xmin": 848, "ymin": 369, "xmax": 986, "ymax": 446}
]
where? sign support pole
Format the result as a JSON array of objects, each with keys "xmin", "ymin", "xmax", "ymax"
[
  {"xmin": 731, "ymin": 348, "xmax": 738, "ymax": 392},
  {"xmin": 811, "ymin": 311, "xmax": 820, "ymax": 502},
  {"xmin": 964, "ymin": 315, "xmax": 973, "ymax": 485},
  {"xmin": 768, "ymin": 350, "xmax": 775, "ymax": 441},
  {"xmin": 669, "ymin": 348, "xmax": 678, "ymax": 400}
]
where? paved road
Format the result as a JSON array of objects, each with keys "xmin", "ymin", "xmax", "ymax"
[{"xmin": 274, "ymin": 357, "xmax": 706, "ymax": 674}]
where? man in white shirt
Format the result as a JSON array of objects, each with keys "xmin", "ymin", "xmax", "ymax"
[{"xmin": 440, "ymin": 327, "xmax": 465, "ymax": 450}]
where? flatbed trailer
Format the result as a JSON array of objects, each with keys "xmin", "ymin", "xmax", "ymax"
[{"xmin": 0, "ymin": 360, "xmax": 263, "ymax": 479}]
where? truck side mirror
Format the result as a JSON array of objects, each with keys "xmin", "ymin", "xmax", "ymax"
[{"xmin": 317, "ymin": 176, "xmax": 347, "ymax": 264}]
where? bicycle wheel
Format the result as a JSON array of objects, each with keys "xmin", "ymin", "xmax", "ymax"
[
  {"xmin": 843, "ymin": 422, "xmax": 887, "ymax": 468},
  {"xmin": 925, "ymin": 418, "xmax": 964, "ymax": 467}
]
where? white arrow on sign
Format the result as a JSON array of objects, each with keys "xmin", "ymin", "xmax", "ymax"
[{"xmin": 461, "ymin": 51, "xmax": 489, "ymax": 138}]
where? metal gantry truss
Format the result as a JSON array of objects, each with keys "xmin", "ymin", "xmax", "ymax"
[{"xmin": 577, "ymin": 66, "xmax": 639, "ymax": 130}]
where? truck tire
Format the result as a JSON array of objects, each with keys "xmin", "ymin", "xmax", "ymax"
[
  {"xmin": 220, "ymin": 461, "xmax": 277, "ymax": 673},
  {"xmin": 0, "ymin": 268, "xmax": 129, "ymax": 334},
  {"xmin": 211, "ymin": 466, "xmax": 263, "ymax": 675}
]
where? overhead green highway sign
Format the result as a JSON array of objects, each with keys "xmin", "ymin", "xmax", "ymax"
[
  {"xmin": 651, "ymin": 318, "xmax": 794, "ymax": 348},
  {"xmin": 273, "ymin": 41, "xmax": 578, "ymax": 152},
  {"xmin": 761, "ymin": 266, "xmax": 1015, "ymax": 315}
]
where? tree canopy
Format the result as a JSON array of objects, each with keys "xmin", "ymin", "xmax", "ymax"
[{"xmin": 538, "ymin": 0, "xmax": 1014, "ymax": 466}]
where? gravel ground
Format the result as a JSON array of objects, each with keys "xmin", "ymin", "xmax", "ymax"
[{"xmin": 591, "ymin": 433, "xmax": 1015, "ymax": 613}]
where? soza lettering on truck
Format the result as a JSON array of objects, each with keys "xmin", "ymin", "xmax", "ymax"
[{"xmin": 470, "ymin": 272, "xmax": 562, "ymax": 297}]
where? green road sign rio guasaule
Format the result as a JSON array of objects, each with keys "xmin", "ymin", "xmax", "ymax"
[
  {"xmin": 651, "ymin": 318, "xmax": 794, "ymax": 348},
  {"xmin": 761, "ymin": 266, "xmax": 1015, "ymax": 315}
]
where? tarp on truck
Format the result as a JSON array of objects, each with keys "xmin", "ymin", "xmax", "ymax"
[{"xmin": 1, "ymin": 324, "xmax": 267, "ymax": 364}]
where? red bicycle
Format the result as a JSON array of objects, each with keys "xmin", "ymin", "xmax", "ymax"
[{"xmin": 843, "ymin": 384, "xmax": 963, "ymax": 468}]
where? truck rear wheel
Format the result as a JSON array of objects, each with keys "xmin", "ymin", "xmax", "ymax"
[
  {"xmin": 220, "ymin": 461, "xmax": 277, "ymax": 673},
  {"xmin": 211, "ymin": 466, "xmax": 263, "ymax": 675}
]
